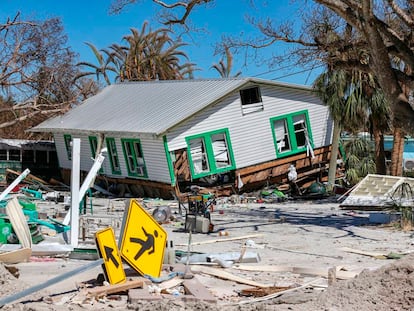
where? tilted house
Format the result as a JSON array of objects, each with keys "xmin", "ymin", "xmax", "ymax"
[{"xmin": 31, "ymin": 78, "xmax": 334, "ymax": 198}]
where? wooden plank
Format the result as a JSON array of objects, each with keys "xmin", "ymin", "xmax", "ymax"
[
  {"xmin": 0, "ymin": 248, "xmax": 31, "ymax": 264},
  {"xmin": 6, "ymin": 197, "xmax": 32, "ymax": 249},
  {"xmin": 182, "ymin": 277, "xmax": 217, "ymax": 302},
  {"xmin": 190, "ymin": 265, "xmax": 269, "ymax": 287},
  {"xmin": 234, "ymin": 264, "xmax": 359, "ymax": 280},
  {"xmin": 339, "ymin": 247, "xmax": 388, "ymax": 259},
  {"xmin": 159, "ymin": 277, "xmax": 184, "ymax": 291},
  {"xmin": 238, "ymin": 146, "xmax": 330, "ymax": 176},
  {"xmin": 85, "ymin": 279, "xmax": 145, "ymax": 298},
  {"xmin": 175, "ymin": 233, "xmax": 264, "ymax": 247}
]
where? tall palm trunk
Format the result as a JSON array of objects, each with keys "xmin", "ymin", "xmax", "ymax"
[
  {"xmin": 328, "ymin": 122, "xmax": 341, "ymax": 189},
  {"xmin": 391, "ymin": 125, "xmax": 405, "ymax": 176},
  {"xmin": 372, "ymin": 118, "xmax": 386, "ymax": 174}
]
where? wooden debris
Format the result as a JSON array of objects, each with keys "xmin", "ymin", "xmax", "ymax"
[
  {"xmin": 339, "ymin": 247, "xmax": 388, "ymax": 259},
  {"xmin": 175, "ymin": 233, "xmax": 264, "ymax": 247},
  {"xmin": 240, "ymin": 286, "xmax": 292, "ymax": 297},
  {"xmin": 0, "ymin": 248, "xmax": 31, "ymax": 264},
  {"xmin": 6, "ymin": 197, "xmax": 32, "ymax": 249},
  {"xmin": 234, "ymin": 264, "xmax": 359, "ymax": 280},
  {"xmin": 85, "ymin": 279, "xmax": 145, "ymax": 298},
  {"xmin": 190, "ymin": 265, "xmax": 269, "ymax": 287},
  {"xmin": 182, "ymin": 277, "xmax": 217, "ymax": 303},
  {"xmin": 159, "ymin": 277, "xmax": 184, "ymax": 292}
]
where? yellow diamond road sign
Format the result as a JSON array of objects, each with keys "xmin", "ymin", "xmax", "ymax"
[
  {"xmin": 120, "ymin": 199, "xmax": 167, "ymax": 278},
  {"xmin": 95, "ymin": 227, "xmax": 126, "ymax": 285}
]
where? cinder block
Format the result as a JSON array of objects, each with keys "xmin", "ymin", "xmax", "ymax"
[
  {"xmin": 183, "ymin": 278, "xmax": 217, "ymax": 303},
  {"xmin": 128, "ymin": 288, "xmax": 163, "ymax": 303}
]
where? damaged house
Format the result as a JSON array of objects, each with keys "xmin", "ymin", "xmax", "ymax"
[{"xmin": 30, "ymin": 78, "xmax": 334, "ymax": 198}]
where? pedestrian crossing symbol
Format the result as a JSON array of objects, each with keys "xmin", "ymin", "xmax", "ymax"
[{"xmin": 120, "ymin": 199, "xmax": 167, "ymax": 277}]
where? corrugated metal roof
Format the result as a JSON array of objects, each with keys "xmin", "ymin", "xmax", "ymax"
[{"xmin": 31, "ymin": 78, "xmax": 312, "ymax": 136}]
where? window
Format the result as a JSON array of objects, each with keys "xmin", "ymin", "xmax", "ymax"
[
  {"xmin": 121, "ymin": 138, "xmax": 147, "ymax": 177},
  {"xmin": 89, "ymin": 136, "xmax": 104, "ymax": 173},
  {"xmin": 186, "ymin": 128, "xmax": 235, "ymax": 178},
  {"xmin": 9, "ymin": 149, "xmax": 20, "ymax": 161},
  {"xmin": 64, "ymin": 134, "xmax": 72, "ymax": 160},
  {"xmin": 271, "ymin": 110, "xmax": 313, "ymax": 158},
  {"xmin": 88, "ymin": 136, "xmax": 98, "ymax": 158},
  {"xmin": 239, "ymin": 86, "xmax": 264, "ymax": 115},
  {"xmin": 106, "ymin": 137, "xmax": 121, "ymax": 175}
]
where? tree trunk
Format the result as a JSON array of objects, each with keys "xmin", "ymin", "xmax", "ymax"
[
  {"xmin": 327, "ymin": 122, "xmax": 341, "ymax": 190},
  {"xmin": 372, "ymin": 120, "xmax": 386, "ymax": 175},
  {"xmin": 390, "ymin": 126, "xmax": 405, "ymax": 176}
]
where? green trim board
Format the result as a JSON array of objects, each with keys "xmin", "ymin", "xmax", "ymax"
[
  {"xmin": 88, "ymin": 136, "xmax": 98, "ymax": 158},
  {"xmin": 63, "ymin": 134, "xmax": 72, "ymax": 160},
  {"xmin": 106, "ymin": 137, "xmax": 122, "ymax": 175},
  {"xmin": 88, "ymin": 136, "xmax": 104, "ymax": 173},
  {"xmin": 186, "ymin": 128, "xmax": 236, "ymax": 179},
  {"xmin": 270, "ymin": 110, "xmax": 314, "ymax": 158},
  {"xmin": 121, "ymin": 138, "xmax": 148, "ymax": 178},
  {"xmin": 163, "ymin": 136, "xmax": 176, "ymax": 186}
]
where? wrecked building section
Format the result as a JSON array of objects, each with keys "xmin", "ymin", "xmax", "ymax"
[
  {"xmin": 0, "ymin": 139, "xmax": 60, "ymax": 185},
  {"xmin": 30, "ymin": 78, "xmax": 334, "ymax": 199}
]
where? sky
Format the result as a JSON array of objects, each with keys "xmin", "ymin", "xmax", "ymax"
[{"xmin": 0, "ymin": 0, "xmax": 323, "ymax": 86}]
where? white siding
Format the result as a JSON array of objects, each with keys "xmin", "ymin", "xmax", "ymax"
[
  {"xmin": 166, "ymin": 83, "xmax": 332, "ymax": 169},
  {"xmin": 53, "ymin": 133, "xmax": 171, "ymax": 183}
]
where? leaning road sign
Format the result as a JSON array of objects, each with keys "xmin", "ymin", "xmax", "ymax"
[
  {"xmin": 120, "ymin": 199, "xmax": 167, "ymax": 278},
  {"xmin": 95, "ymin": 227, "xmax": 126, "ymax": 284}
]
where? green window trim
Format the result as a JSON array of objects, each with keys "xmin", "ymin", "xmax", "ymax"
[
  {"xmin": 88, "ymin": 136, "xmax": 98, "ymax": 158},
  {"xmin": 63, "ymin": 134, "xmax": 72, "ymax": 160},
  {"xmin": 270, "ymin": 110, "xmax": 314, "ymax": 158},
  {"xmin": 163, "ymin": 136, "xmax": 176, "ymax": 186},
  {"xmin": 106, "ymin": 137, "xmax": 122, "ymax": 175},
  {"xmin": 121, "ymin": 138, "xmax": 148, "ymax": 178},
  {"xmin": 88, "ymin": 136, "xmax": 104, "ymax": 173},
  {"xmin": 186, "ymin": 128, "xmax": 236, "ymax": 179}
]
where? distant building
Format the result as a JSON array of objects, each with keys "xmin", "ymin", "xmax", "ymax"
[{"xmin": 0, "ymin": 139, "xmax": 60, "ymax": 183}]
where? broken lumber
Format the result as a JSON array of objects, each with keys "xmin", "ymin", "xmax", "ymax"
[
  {"xmin": 182, "ymin": 277, "xmax": 217, "ymax": 303},
  {"xmin": 339, "ymin": 247, "xmax": 388, "ymax": 259},
  {"xmin": 85, "ymin": 279, "xmax": 145, "ymax": 298},
  {"xmin": 6, "ymin": 197, "xmax": 32, "ymax": 249},
  {"xmin": 175, "ymin": 233, "xmax": 264, "ymax": 247},
  {"xmin": 0, "ymin": 248, "xmax": 31, "ymax": 264},
  {"xmin": 233, "ymin": 264, "xmax": 359, "ymax": 280},
  {"xmin": 190, "ymin": 265, "xmax": 269, "ymax": 287}
]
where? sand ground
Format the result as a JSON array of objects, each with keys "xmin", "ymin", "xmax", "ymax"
[{"xmin": 0, "ymin": 196, "xmax": 413, "ymax": 310}]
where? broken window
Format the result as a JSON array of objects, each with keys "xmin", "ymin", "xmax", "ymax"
[
  {"xmin": 271, "ymin": 110, "xmax": 313, "ymax": 158},
  {"xmin": 106, "ymin": 137, "xmax": 121, "ymax": 175},
  {"xmin": 211, "ymin": 133, "xmax": 231, "ymax": 168},
  {"xmin": 121, "ymin": 138, "xmax": 147, "ymax": 177},
  {"xmin": 64, "ymin": 134, "xmax": 72, "ymax": 160},
  {"xmin": 189, "ymin": 138, "xmax": 209, "ymax": 174},
  {"xmin": 239, "ymin": 86, "xmax": 264, "ymax": 115},
  {"xmin": 186, "ymin": 128, "xmax": 235, "ymax": 178}
]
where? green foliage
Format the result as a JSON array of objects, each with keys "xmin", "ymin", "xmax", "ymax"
[{"xmin": 343, "ymin": 137, "xmax": 376, "ymax": 186}]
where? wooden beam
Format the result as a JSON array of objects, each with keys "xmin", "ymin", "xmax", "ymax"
[
  {"xmin": 190, "ymin": 265, "xmax": 269, "ymax": 287},
  {"xmin": 85, "ymin": 279, "xmax": 145, "ymax": 298}
]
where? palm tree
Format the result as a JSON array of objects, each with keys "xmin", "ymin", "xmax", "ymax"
[
  {"xmin": 211, "ymin": 45, "xmax": 241, "ymax": 78},
  {"xmin": 76, "ymin": 22, "xmax": 195, "ymax": 84},
  {"xmin": 75, "ymin": 42, "xmax": 116, "ymax": 85},
  {"xmin": 314, "ymin": 69, "xmax": 389, "ymax": 188},
  {"xmin": 313, "ymin": 69, "xmax": 353, "ymax": 189}
]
